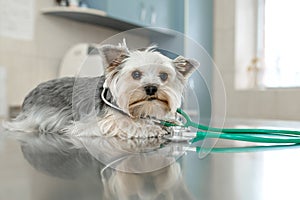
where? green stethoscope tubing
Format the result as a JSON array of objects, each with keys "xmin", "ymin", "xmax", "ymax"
[
  {"xmin": 194, "ymin": 144, "xmax": 300, "ymax": 153},
  {"xmin": 161, "ymin": 108, "xmax": 300, "ymax": 144}
]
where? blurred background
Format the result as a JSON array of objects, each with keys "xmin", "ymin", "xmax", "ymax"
[{"xmin": 0, "ymin": 0, "xmax": 299, "ymax": 121}]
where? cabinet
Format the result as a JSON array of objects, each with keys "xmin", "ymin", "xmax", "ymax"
[
  {"xmin": 185, "ymin": 0, "xmax": 214, "ymax": 124},
  {"xmin": 42, "ymin": 0, "xmax": 183, "ymax": 35},
  {"xmin": 107, "ymin": 0, "xmax": 142, "ymax": 26},
  {"xmin": 98, "ymin": 0, "xmax": 180, "ymax": 31}
]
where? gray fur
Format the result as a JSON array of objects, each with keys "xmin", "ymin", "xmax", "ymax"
[{"xmin": 4, "ymin": 76, "xmax": 111, "ymax": 134}]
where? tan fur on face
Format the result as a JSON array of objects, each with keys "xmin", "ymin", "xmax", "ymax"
[
  {"xmin": 106, "ymin": 51, "xmax": 185, "ymax": 119},
  {"xmin": 127, "ymin": 87, "xmax": 171, "ymax": 118}
]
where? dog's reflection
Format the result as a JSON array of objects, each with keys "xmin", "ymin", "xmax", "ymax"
[
  {"xmin": 19, "ymin": 134, "xmax": 195, "ymax": 200},
  {"xmin": 102, "ymin": 158, "xmax": 191, "ymax": 200}
]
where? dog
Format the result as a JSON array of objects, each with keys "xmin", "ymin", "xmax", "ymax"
[{"xmin": 4, "ymin": 42, "xmax": 199, "ymax": 139}]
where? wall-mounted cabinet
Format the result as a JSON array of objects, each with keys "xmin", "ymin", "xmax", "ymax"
[
  {"xmin": 42, "ymin": 0, "xmax": 184, "ymax": 35},
  {"xmin": 106, "ymin": 0, "xmax": 177, "ymax": 30}
]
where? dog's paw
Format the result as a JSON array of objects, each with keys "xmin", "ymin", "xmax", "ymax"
[
  {"xmin": 118, "ymin": 124, "xmax": 168, "ymax": 139},
  {"xmin": 145, "ymin": 125, "xmax": 168, "ymax": 138},
  {"xmin": 98, "ymin": 112, "xmax": 169, "ymax": 139}
]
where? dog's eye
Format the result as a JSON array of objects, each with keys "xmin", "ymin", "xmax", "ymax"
[
  {"xmin": 159, "ymin": 72, "xmax": 168, "ymax": 81},
  {"xmin": 132, "ymin": 70, "xmax": 142, "ymax": 80}
]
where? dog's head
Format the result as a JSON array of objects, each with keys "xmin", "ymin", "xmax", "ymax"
[{"xmin": 99, "ymin": 42, "xmax": 199, "ymax": 119}]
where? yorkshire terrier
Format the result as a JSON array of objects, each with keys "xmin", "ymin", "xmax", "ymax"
[{"xmin": 4, "ymin": 42, "xmax": 199, "ymax": 139}]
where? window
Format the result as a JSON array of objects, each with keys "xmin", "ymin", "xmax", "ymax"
[{"xmin": 260, "ymin": 0, "xmax": 300, "ymax": 88}]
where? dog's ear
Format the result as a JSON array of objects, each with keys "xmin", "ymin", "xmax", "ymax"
[
  {"xmin": 98, "ymin": 43, "xmax": 129, "ymax": 72},
  {"xmin": 173, "ymin": 56, "xmax": 200, "ymax": 78}
]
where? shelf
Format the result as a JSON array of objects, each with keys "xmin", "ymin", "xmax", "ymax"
[
  {"xmin": 41, "ymin": 7, "xmax": 140, "ymax": 31},
  {"xmin": 41, "ymin": 7, "xmax": 175, "ymax": 37}
]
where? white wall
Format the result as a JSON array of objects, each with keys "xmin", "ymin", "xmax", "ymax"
[
  {"xmin": 213, "ymin": 0, "xmax": 300, "ymax": 120},
  {"xmin": 0, "ymin": 1, "xmax": 149, "ymax": 106},
  {"xmin": 0, "ymin": 67, "xmax": 7, "ymax": 117}
]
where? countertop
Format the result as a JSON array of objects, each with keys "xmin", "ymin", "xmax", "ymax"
[{"xmin": 1, "ymin": 118, "xmax": 300, "ymax": 200}]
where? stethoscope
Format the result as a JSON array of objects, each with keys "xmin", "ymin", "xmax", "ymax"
[
  {"xmin": 101, "ymin": 87, "xmax": 300, "ymax": 145},
  {"xmin": 162, "ymin": 108, "xmax": 300, "ymax": 144}
]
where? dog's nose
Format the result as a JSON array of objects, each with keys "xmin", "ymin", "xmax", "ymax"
[{"xmin": 144, "ymin": 85, "xmax": 158, "ymax": 96}]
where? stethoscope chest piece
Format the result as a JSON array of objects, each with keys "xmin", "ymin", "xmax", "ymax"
[{"xmin": 164, "ymin": 126, "xmax": 193, "ymax": 142}]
